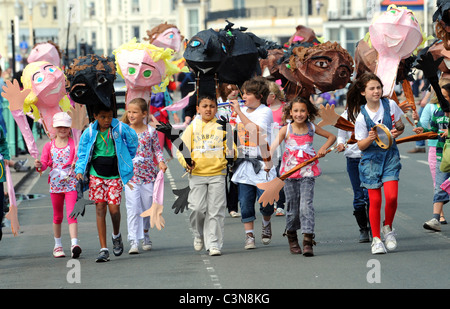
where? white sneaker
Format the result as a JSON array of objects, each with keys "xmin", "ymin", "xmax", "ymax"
[
  {"xmin": 261, "ymin": 222, "xmax": 272, "ymax": 245},
  {"xmin": 229, "ymin": 211, "xmax": 241, "ymax": 218},
  {"xmin": 128, "ymin": 240, "xmax": 139, "ymax": 254},
  {"xmin": 245, "ymin": 233, "xmax": 256, "ymax": 250},
  {"xmin": 209, "ymin": 247, "xmax": 221, "ymax": 256},
  {"xmin": 142, "ymin": 235, "xmax": 152, "ymax": 251},
  {"xmin": 371, "ymin": 237, "xmax": 387, "ymax": 254},
  {"xmin": 53, "ymin": 246, "xmax": 65, "ymax": 258},
  {"xmin": 423, "ymin": 218, "xmax": 441, "ymax": 232},
  {"xmin": 194, "ymin": 237, "xmax": 204, "ymax": 251},
  {"xmin": 275, "ymin": 208, "xmax": 285, "ymax": 216},
  {"xmin": 381, "ymin": 225, "xmax": 397, "ymax": 251}
]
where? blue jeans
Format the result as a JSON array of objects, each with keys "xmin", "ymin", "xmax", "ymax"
[
  {"xmin": 434, "ymin": 160, "xmax": 450, "ymax": 204},
  {"xmin": 238, "ymin": 183, "xmax": 274, "ymax": 223},
  {"xmin": 284, "ymin": 177, "xmax": 315, "ymax": 234},
  {"xmin": 347, "ymin": 157, "xmax": 369, "ymax": 211}
]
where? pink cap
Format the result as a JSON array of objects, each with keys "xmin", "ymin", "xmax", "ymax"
[{"xmin": 53, "ymin": 112, "xmax": 72, "ymax": 127}]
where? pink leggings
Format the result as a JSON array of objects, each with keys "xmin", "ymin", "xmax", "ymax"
[
  {"xmin": 51, "ymin": 191, "xmax": 78, "ymax": 225},
  {"xmin": 368, "ymin": 180, "xmax": 398, "ymax": 239}
]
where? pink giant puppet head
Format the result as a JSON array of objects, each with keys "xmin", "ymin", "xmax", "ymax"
[
  {"xmin": 113, "ymin": 38, "xmax": 181, "ymax": 105},
  {"xmin": 144, "ymin": 22, "xmax": 184, "ymax": 53},
  {"xmin": 22, "ymin": 61, "xmax": 71, "ymax": 137},
  {"xmin": 27, "ymin": 42, "xmax": 62, "ymax": 67},
  {"xmin": 369, "ymin": 5, "xmax": 425, "ymax": 97}
]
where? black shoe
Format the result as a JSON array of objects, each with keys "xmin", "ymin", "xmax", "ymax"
[
  {"xmin": 95, "ymin": 249, "xmax": 110, "ymax": 262},
  {"xmin": 112, "ymin": 234, "xmax": 123, "ymax": 256},
  {"xmin": 359, "ymin": 228, "xmax": 370, "ymax": 243}
]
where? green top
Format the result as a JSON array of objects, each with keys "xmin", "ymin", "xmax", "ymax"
[
  {"xmin": 421, "ymin": 105, "xmax": 448, "ymax": 162},
  {"xmin": 90, "ymin": 128, "xmax": 119, "ymax": 179}
]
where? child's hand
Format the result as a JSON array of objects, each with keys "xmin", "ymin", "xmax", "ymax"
[
  {"xmin": 76, "ymin": 173, "xmax": 83, "ymax": 181},
  {"xmin": 34, "ymin": 159, "xmax": 42, "ymax": 169},
  {"xmin": 317, "ymin": 147, "xmax": 328, "ymax": 158},
  {"xmin": 336, "ymin": 143, "xmax": 346, "ymax": 153},
  {"xmin": 368, "ymin": 130, "xmax": 377, "ymax": 142},
  {"xmin": 159, "ymin": 161, "xmax": 167, "ymax": 173},
  {"xmin": 229, "ymin": 99, "xmax": 241, "ymax": 113},
  {"xmin": 412, "ymin": 127, "xmax": 423, "ymax": 134},
  {"xmin": 186, "ymin": 161, "xmax": 195, "ymax": 173},
  {"xmin": 391, "ymin": 128, "xmax": 403, "ymax": 139},
  {"xmin": 412, "ymin": 110, "xmax": 419, "ymax": 121},
  {"xmin": 441, "ymin": 129, "xmax": 448, "ymax": 138}
]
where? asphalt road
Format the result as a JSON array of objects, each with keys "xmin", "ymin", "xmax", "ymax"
[{"xmin": 1, "ymin": 123, "xmax": 449, "ymax": 293}]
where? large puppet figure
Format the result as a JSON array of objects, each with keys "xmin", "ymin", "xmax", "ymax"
[
  {"xmin": 1, "ymin": 60, "xmax": 70, "ymax": 174},
  {"xmin": 216, "ymin": 21, "xmax": 267, "ymax": 86},
  {"xmin": 113, "ymin": 38, "xmax": 178, "ymax": 106},
  {"xmin": 278, "ymin": 41, "xmax": 354, "ymax": 100},
  {"xmin": 66, "ymin": 55, "xmax": 117, "ymax": 122},
  {"xmin": 144, "ymin": 22, "xmax": 184, "ymax": 54},
  {"xmin": 184, "ymin": 21, "xmax": 267, "ymax": 88},
  {"xmin": 114, "ymin": 38, "xmax": 183, "ymax": 157},
  {"xmin": 433, "ymin": 0, "xmax": 450, "ymax": 50},
  {"xmin": 144, "ymin": 23, "xmax": 187, "ymax": 122},
  {"xmin": 287, "ymin": 25, "xmax": 321, "ymax": 47},
  {"xmin": 369, "ymin": 5, "xmax": 425, "ymax": 97},
  {"xmin": 21, "ymin": 61, "xmax": 71, "ymax": 138},
  {"xmin": 320, "ymin": 6, "xmax": 426, "ymax": 125},
  {"xmin": 27, "ymin": 41, "xmax": 62, "ymax": 67}
]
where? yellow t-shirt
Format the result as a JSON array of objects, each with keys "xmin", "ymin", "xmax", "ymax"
[{"xmin": 177, "ymin": 117, "xmax": 236, "ymax": 176}]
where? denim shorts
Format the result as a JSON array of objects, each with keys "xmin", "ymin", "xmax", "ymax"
[
  {"xmin": 359, "ymin": 150, "xmax": 401, "ymax": 189},
  {"xmin": 434, "ymin": 160, "xmax": 450, "ymax": 204},
  {"xmin": 238, "ymin": 183, "xmax": 274, "ymax": 223}
]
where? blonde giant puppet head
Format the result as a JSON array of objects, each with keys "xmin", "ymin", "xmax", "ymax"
[
  {"xmin": 113, "ymin": 38, "xmax": 181, "ymax": 105},
  {"xmin": 22, "ymin": 61, "xmax": 70, "ymax": 137}
]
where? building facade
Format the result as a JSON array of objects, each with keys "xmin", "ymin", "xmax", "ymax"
[
  {"xmin": 0, "ymin": 0, "xmax": 59, "ymax": 70},
  {"xmin": 0, "ymin": 0, "xmax": 435, "ymax": 71}
]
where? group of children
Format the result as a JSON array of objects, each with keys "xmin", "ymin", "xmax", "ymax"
[
  {"xmin": 35, "ymin": 98, "xmax": 165, "ymax": 262},
  {"xmin": 28, "ymin": 71, "xmax": 415, "ymax": 261}
]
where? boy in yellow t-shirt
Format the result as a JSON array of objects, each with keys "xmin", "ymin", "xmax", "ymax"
[{"xmin": 177, "ymin": 95, "xmax": 236, "ymax": 256}]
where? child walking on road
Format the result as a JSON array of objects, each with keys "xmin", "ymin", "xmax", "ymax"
[
  {"xmin": 75, "ymin": 105, "xmax": 138, "ymax": 262},
  {"xmin": 34, "ymin": 112, "xmax": 81, "ymax": 258},
  {"xmin": 121, "ymin": 98, "xmax": 167, "ymax": 254},
  {"xmin": 268, "ymin": 97, "xmax": 336, "ymax": 256},
  {"xmin": 177, "ymin": 94, "xmax": 236, "ymax": 256},
  {"xmin": 229, "ymin": 77, "xmax": 276, "ymax": 250},
  {"xmin": 348, "ymin": 72, "xmax": 405, "ymax": 254},
  {"xmin": 413, "ymin": 83, "xmax": 450, "ymax": 232},
  {"xmin": 336, "ymin": 110, "xmax": 370, "ymax": 243}
]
